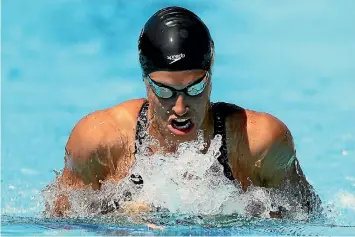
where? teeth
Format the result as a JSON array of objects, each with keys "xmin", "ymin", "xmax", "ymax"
[
  {"xmin": 174, "ymin": 120, "xmax": 191, "ymax": 129},
  {"xmin": 174, "ymin": 118, "xmax": 189, "ymax": 122},
  {"xmin": 172, "ymin": 119, "xmax": 191, "ymax": 130}
]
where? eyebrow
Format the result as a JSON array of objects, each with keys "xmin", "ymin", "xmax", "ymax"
[{"xmin": 149, "ymin": 73, "xmax": 207, "ymax": 88}]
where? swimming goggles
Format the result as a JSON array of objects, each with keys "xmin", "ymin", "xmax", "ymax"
[{"xmin": 146, "ymin": 71, "xmax": 210, "ymax": 99}]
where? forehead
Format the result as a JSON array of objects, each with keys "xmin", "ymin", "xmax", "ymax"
[{"xmin": 149, "ymin": 69, "xmax": 207, "ymax": 86}]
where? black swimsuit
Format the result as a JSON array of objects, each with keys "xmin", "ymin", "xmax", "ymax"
[{"xmin": 130, "ymin": 101, "xmax": 235, "ymax": 184}]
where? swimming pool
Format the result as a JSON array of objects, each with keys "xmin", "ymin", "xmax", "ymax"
[{"xmin": 2, "ymin": 0, "xmax": 355, "ymax": 235}]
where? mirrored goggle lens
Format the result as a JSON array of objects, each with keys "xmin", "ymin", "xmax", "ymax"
[
  {"xmin": 154, "ymin": 86, "xmax": 173, "ymax": 98},
  {"xmin": 186, "ymin": 79, "xmax": 207, "ymax": 96}
]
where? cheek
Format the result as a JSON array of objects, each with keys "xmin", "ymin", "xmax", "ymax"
[
  {"xmin": 148, "ymin": 92, "xmax": 170, "ymax": 119},
  {"xmin": 191, "ymin": 88, "xmax": 210, "ymax": 106},
  {"xmin": 188, "ymin": 94, "xmax": 209, "ymax": 116}
]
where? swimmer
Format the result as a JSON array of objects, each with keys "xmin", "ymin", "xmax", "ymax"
[{"xmin": 47, "ymin": 6, "xmax": 321, "ymax": 218}]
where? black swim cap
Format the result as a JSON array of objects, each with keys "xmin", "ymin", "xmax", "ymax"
[{"xmin": 138, "ymin": 6, "xmax": 214, "ymax": 77}]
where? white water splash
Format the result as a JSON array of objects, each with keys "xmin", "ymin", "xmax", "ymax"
[
  {"xmin": 42, "ymin": 131, "xmax": 310, "ymax": 219},
  {"xmin": 130, "ymin": 133, "xmax": 242, "ymax": 216}
]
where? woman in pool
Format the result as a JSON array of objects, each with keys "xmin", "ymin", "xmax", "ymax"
[{"xmin": 48, "ymin": 6, "xmax": 321, "ymax": 218}]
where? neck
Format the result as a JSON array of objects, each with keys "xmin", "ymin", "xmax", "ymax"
[{"xmin": 147, "ymin": 103, "xmax": 214, "ymax": 154}]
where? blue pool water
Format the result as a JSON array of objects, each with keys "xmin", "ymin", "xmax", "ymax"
[{"xmin": 2, "ymin": 0, "xmax": 355, "ymax": 235}]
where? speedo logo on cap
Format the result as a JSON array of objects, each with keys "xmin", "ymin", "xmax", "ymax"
[{"xmin": 167, "ymin": 53, "xmax": 185, "ymax": 64}]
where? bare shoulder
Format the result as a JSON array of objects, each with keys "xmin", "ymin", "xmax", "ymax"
[
  {"xmin": 244, "ymin": 109, "xmax": 294, "ymax": 153},
  {"xmin": 216, "ymin": 102, "xmax": 293, "ymax": 154},
  {"xmin": 244, "ymin": 109, "xmax": 297, "ymax": 186},
  {"xmin": 67, "ymin": 98, "xmax": 147, "ymax": 153},
  {"xmin": 107, "ymin": 98, "xmax": 148, "ymax": 129},
  {"xmin": 222, "ymin": 102, "xmax": 296, "ymax": 185},
  {"xmin": 63, "ymin": 98, "xmax": 147, "ymax": 188}
]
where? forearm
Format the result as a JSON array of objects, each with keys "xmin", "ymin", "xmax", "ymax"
[
  {"xmin": 48, "ymin": 193, "xmax": 71, "ymax": 217},
  {"xmin": 43, "ymin": 168, "xmax": 84, "ymax": 218}
]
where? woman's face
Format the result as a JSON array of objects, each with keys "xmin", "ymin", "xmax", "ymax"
[{"xmin": 145, "ymin": 69, "xmax": 212, "ymax": 141}]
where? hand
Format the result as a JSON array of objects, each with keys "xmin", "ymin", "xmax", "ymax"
[
  {"xmin": 121, "ymin": 201, "xmax": 152, "ymax": 215},
  {"xmin": 120, "ymin": 202, "xmax": 164, "ymax": 231}
]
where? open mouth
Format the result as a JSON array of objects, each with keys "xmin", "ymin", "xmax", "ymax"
[{"xmin": 171, "ymin": 118, "xmax": 193, "ymax": 130}]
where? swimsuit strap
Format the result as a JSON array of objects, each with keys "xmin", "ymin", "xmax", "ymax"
[
  {"xmin": 212, "ymin": 102, "xmax": 235, "ymax": 180},
  {"xmin": 134, "ymin": 100, "xmax": 149, "ymax": 154},
  {"xmin": 130, "ymin": 100, "xmax": 149, "ymax": 186}
]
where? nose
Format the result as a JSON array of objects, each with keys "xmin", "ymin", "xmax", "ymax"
[{"xmin": 172, "ymin": 94, "xmax": 189, "ymax": 116}]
